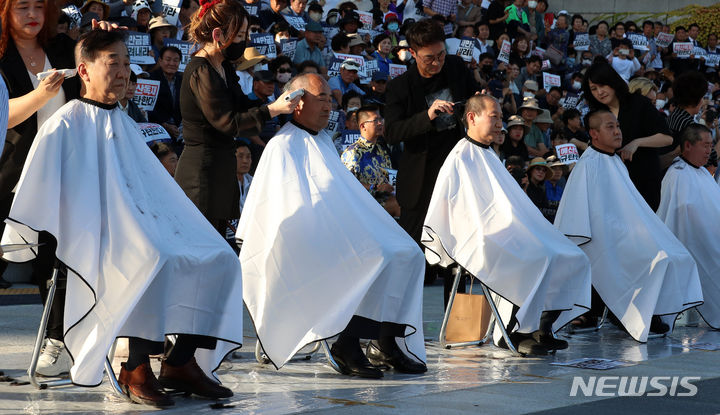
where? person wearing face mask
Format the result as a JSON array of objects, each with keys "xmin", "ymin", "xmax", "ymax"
[
  {"xmin": 392, "ymin": 39, "xmax": 413, "ymax": 65},
  {"xmin": 382, "ymin": 12, "xmax": 402, "ymax": 46},
  {"xmin": 525, "ymin": 0, "xmax": 546, "ymax": 44},
  {"xmin": 307, "ymin": 2, "xmax": 323, "ymax": 22},
  {"xmin": 176, "ymin": 0, "xmax": 301, "ymax": 237}
]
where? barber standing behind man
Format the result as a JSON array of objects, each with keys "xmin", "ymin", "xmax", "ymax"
[{"xmin": 384, "ymin": 18, "xmax": 479, "ymax": 285}]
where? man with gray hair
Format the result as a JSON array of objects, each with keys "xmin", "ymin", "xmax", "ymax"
[
  {"xmin": 238, "ymin": 73, "xmax": 427, "ymax": 379},
  {"xmin": 423, "ymin": 94, "xmax": 591, "ymax": 355},
  {"xmin": 2, "ymin": 29, "xmax": 244, "ymax": 406},
  {"xmin": 658, "ymin": 123, "xmax": 720, "ymax": 329}
]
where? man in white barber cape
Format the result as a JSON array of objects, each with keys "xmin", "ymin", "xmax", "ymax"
[
  {"xmin": 1, "ymin": 30, "xmax": 243, "ymax": 407},
  {"xmin": 657, "ymin": 123, "xmax": 720, "ymax": 329},
  {"xmin": 237, "ymin": 73, "xmax": 427, "ymax": 379},
  {"xmin": 555, "ymin": 109, "xmax": 703, "ymax": 342},
  {"xmin": 422, "ymin": 95, "xmax": 592, "ymax": 355}
]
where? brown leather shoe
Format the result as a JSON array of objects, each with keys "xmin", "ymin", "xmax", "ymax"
[
  {"xmin": 118, "ymin": 362, "xmax": 174, "ymax": 407},
  {"xmin": 158, "ymin": 357, "xmax": 233, "ymax": 399}
]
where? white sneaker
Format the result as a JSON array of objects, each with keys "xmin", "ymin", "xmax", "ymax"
[{"xmin": 36, "ymin": 338, "xmax": 72, "ymax": 377}]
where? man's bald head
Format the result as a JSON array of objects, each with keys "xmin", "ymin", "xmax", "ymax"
[
  {"xmin": 286, "ymin": 73, "xmax": 332, "ymax": 132},
  {"xmin": 464, "ymin": 94, "xmax": 503, "ymax": 145},
  {"xmin": 585, "ymin": 109, "xmax": 623, "ymax": 153}
]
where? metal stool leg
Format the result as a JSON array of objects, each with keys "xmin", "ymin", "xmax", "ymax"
[
  {"xmin": 480, "ymin": 283, "xmax": 522, "ymax": 356},
  {"xmin": 321, "ymin": 340, "xmax": 342, "ymax": 374},
  {"xmin": 28, "ymin": 266, "xmax": 72, "ymax": 390},
  {"xmin": 255, "ymin": 339, "xmax": 322, "ymax": 365},
  {"xmin": 567, "ymin": 307, "xmax": 608, "ymax": 334},
  {"xmin": 104, "ymin": 355, "xmax": 124, "ymax": 397},
  {"xmin": 439, "ymin": 267, "xmax": 493, "ymax": 349}
]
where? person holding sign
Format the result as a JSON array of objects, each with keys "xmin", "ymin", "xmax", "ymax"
[
  {"xmin": 177, "ymin": 0, "xmax": 301, "ymax": 236},
  {"xmin": 2, "ymin": 29, "xmax": 245, "ymax": 405},
  {"xmin": 555, "ymin": 109, "xmax": 703, "ymax": 341},
  {"xmin": 238, "ymin": 73, "xmax": 427, "ymax": 378},
  {"xmin": 149, "ymin": 46, "xmax": 183, "ymax": 143},
  {"xmin": 657, "ymin": 124, "xmax": 720, "ymax": 330},
  {"xmin": 341, "ymin": 105, "xmax": 400, "ymax": 217},
  {"xmin": 422, "ymin": 95, "xmax": 591, "ymax": 355}
]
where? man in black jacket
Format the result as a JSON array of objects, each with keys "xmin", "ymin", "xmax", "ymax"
[
  {"xmin": 384, "ymin": 18, "xmax": 479, "ymax": 286},
  {"xmin": 149, "ymin": 46, "xmax": 183, "ymax": 144}
]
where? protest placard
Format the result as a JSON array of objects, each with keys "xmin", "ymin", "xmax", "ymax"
[
  {"xmin": 163, "ymin": 38, "xmax": 200, "ymax": 72},
  {"xmin": 61, "ymin": 5, "xmax": 82, "ymax": 29},
  {"xmin": 541, "ymin": 59, "xmax": 551, "ymax": 70},
  {"xmin": 325, "ymin": 111, "xmax": 341, "ymax": 133},
  {"xmin": 162, "ymin": 0, "xmax": 181, "ymax": 26},
  {"xmin": 327, "ymin": 57, "xmax": 344, "ymax": 77},
  {"xmin": 340, "ymin": 130, "xmax": 360, "ymax": 151},
  {"xmin": 542, "ymin": 72, "xmax": 561, "ymax": 88},
  {"xmin": 334, "ymin": 53, "xmax": 366, "ymax": 76},
  {"xmin": 562, "ymin": 93, "xmax": 579, "ymax": 109},
  {"xmin": 532, "ymin": 47, "xmax": 545, "ymax": 58},
  {"xmin": 126, "ymin": 31, "xmax": 154, "ymax": 65},
  {"xmin": 628, "ymin": 33, "xmax": 649, "ymax": 51},
  {"xmin": 673, "ymin": 42, "xmax": 693, "ymax": 59},
  {"xmin": 573, "ymin": 33, "xmax": 589, "ymax": 51},
  {"xmin": 389, "ymin": 63, "xmax": 407, "ymax": 78},
  {"xmin": 386, "ymin": 168, "xmax": 398, "ymax": 189},
  {"xmin": 655, "ymin": 32, "xmax": 674, "ymax": 48},
  {"xmin": 706, "ymin": 53, "xmax": 720, "ymax": 68},
  {"xmin": 356, "ymin": 10, "xmax": 373, "ymax": 29},
  {"xmin": 132, "ymin": 79, "xmax": 161, "ymax": 111},
  {"xmin": 137, "ymin": 123, "xmax": 171, "ymax": 144},
  {"xmin": 480, "ymin": 0, "xmax": 490, "ymax": 8},
  {"xmin": 550, "ymin": 358, "xmax": 634, "ymax": 370},
  {"xmin": 243, "ymin": 3, "xmax": 259, "ymax": 15},
  {"xmin": 280, "ymin": 38, "xmax": 298, "ymax": 60},
  {"xmin": 283, "ymin": 15, "xmax": 306, "ymax": 31},
  {"xmin": 555, "ymin": 143, "xmax": 580, "ymax": 164},
  {"xmin": 250, "ymin": 33, "xmax": 277, "ymax": 59},
  {"xmin": 497, "ymin": 40, "xmax": 511, "ymax": 63},
  {"xmin": 446, "ymin": 38, "xmax": 479, "ymax": 63},
  {"xmin": 693, "ymin": 46, "xmax": 707, "ymax": 58},
  {"xmin": 361, "ymin": 59, "xmax": 379, "ymax": 84}
]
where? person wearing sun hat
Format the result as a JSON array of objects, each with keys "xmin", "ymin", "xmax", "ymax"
[
  {"xmin": 80, "ymin": 0, "xmax": 110, "ymax": 20},
  {"xmin": 148, "ymin": 16, "xmax": 179, "ymax": 62},
  {"xmin": 544, "ymin": 154, "xmax": 567, "ymax": 222},
  {"xmin": 502, "ymin": 114, "xmax": 530, "ymax": 160},
  {"xmin": 525, "ymin": 157, "xmax": 553, "ymax": 220},
  {"xmin": 519, "ymin": 97, "xmax": 548, "ymax": 157}
]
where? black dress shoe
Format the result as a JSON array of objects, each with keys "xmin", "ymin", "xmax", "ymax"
[
  {"xmin": 650, "ymin": 315, "xmax": 670, "ymax": 334},
  {"xmin": 366, "ymin": 340, "xmax": 427, "ymax": 374},
  {"xmin": 532, "ymin": 331, "xmax": 568, "ymax": 350},
  {"xmin": 330, "ymin": 342, "xmax": 383, "ymax": 379},
  {"xmin": 497, "ymin": 333, "xmax": 549, "ymax": 356}
]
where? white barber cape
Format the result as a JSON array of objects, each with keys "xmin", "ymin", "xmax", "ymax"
[
  {"xmin": 237, "ymin": 121, "xmax": 426, "ymax": 368},
  {"xmin": 422, "ymin": 138, "xmax": 592, "ymax": 334},
  {"xmin": 555, "ymin": 146, "xmax": 703, "ymax": 342},
  {"xmin": 657, "ymin": 157, "xmax": 720, "ymax": 328},
  {"xmin": 1, "ymin": 99, "xmax": 244, "ymax": 386}
]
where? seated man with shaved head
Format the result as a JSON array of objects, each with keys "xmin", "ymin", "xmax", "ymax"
[
  {"xmin": 422, "ymin": 94, "xmax": 592, "ymax": 356},
  {"xmin": 657, "ymin": 124, "xmax": 720, "ymax": 329},
  {"xmin": 555, "ymin": 109, "xmax": 703, "ymax": 342},
  {"xmin": 237, "ymin": 73, "xmax": 427, "ymax": 379},
  {"xmin": 2, "ymin": 29, "xmax": 244, "ymax": 406}
]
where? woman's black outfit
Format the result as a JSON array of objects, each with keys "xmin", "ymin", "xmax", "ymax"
[
  {"xmin": 0, "ymin": 34, "xmax": 78, "ymax": 340},
  {"xmin": 595, "ymin": 93, "xmax": 671, "ymax": 210},
  {"xmin": 176, "ymin": 56, "xmax": 271, "ymax": 234}
]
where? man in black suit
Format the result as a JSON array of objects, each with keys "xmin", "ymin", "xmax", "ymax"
[
  {"xmin": 149, "ymin": 46, "xmax": 182, "ymax": 146},
  {"xmin": 384, "ymin": 18, "xmax": 479, "ymax": 288}
]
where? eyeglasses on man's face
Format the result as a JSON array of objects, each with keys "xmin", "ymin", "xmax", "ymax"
[{"xmin": 415, "ymin": 49, "xmax": 446, "ymax": 65}]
